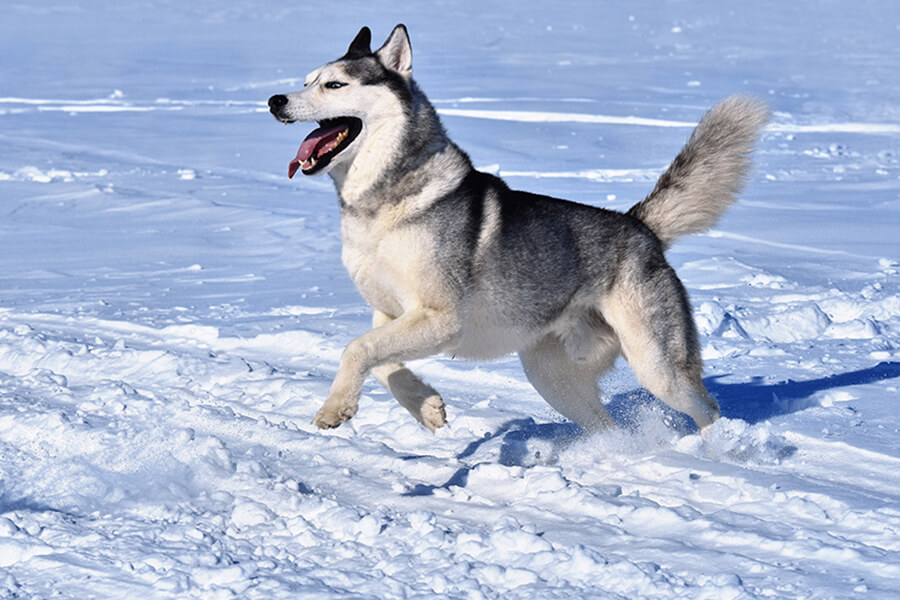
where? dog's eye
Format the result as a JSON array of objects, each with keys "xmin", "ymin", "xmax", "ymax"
[{"xmin": 324, "ymin": 81, "xmax": 346, "ymax": 90}]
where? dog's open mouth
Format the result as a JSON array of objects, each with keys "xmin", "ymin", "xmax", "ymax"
[{"xmin": 289, "ymin": 117, "xmax": 362, "ymax": 178}]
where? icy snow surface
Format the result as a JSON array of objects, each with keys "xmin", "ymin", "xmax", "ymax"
[{"xmin": 1, "ymin": 1, "xmax": 899, "ymax": 598}]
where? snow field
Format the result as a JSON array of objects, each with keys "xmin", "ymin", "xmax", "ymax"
[{"xmin": 1, "ymin": 292, "xmax": 898, "ymax": 597}]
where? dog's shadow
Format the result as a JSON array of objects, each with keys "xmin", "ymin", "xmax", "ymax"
[
  {"xmin": 705, "ymin": 360, "xmax": 899, "ymax": 423},
  {"xmin": 597, "ymin": 360, "xmax": 900, "ymax": 431},
  {"xmin": 405, "ymin": 361, "xmax": 899, "ymax": 490}
]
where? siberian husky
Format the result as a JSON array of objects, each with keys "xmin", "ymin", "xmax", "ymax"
[{"xmin": 268, "ymin": 25, "xmax": 769, "ymax": 433}]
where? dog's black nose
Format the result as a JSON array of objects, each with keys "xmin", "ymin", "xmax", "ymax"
[{"xmin": 268, "ymin": 94, "xmax": 288, "ymax": 111}]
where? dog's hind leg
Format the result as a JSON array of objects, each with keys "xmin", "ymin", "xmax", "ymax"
[
  {"xmin": 603, "ymin": 265, "xmax": 720, "ymax": 431},
  {"xmin": 519, "ymin": 333, "xmax": 617, "ymax": 433}
]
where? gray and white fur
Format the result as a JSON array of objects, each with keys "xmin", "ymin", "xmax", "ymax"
[{"xmin": 268, "ymin": 25, "xmax": 769, "ymax": 434}]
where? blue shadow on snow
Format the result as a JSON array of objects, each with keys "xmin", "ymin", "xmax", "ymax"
[{"xmin": 705, "ymin": 360, "xmax": 900, "ymax": 424}]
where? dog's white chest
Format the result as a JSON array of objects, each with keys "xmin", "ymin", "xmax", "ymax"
[{"xmin": 340, "ymin": 212, "xmax": 438, "ymax": 317}]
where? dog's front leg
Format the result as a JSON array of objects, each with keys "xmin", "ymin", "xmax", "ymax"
[
  {"xmin": 369, "ymin": 310, "xmax": 447, "ymax": 432},
  {"xmin": 312, "ymin": 307, "xmax": 460, "ymax": 430}
]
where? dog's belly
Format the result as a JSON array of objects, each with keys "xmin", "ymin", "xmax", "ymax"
[
  {"xmin": 451, "ymin": 325, "xmax": 531, "ymax": 360},
  {"xmin": 450, "ymin": 300, "xmax": 538, "ymax": 360}
]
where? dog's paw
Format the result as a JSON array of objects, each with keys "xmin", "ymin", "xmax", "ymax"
[
  {"xmin": 312, "ymin": 402, "xmax": 358, "ymax": 430},
  {"xmin": 419, "ymin": 394, "xmax": 447, "ymax": 433}
]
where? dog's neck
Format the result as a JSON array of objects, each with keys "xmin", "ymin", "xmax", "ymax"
[
  {"xmin": 328, "ymin": 116, "xmax": 409, "ymax": 205},
  {"xmin": 330, "ymin": 94, "xmax": 473, "ymax": 213},
  {"xmin": 332, "ymin": 140, "xmax": 471, "ymax": 218}
]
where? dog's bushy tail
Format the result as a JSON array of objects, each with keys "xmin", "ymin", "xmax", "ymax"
[{"xmin": 628, "ymin": 95, "xmax": 769, "ymax": 249}]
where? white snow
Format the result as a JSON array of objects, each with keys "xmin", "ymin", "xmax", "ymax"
[{"xmin": 1, "ymin": 1, "xmax": 899, "ymax": 598}]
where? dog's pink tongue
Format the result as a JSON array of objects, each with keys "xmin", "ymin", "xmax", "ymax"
[
  {"xmin": 287, "ymin": 122, "xmax": 348, "ymax": 179},
  {"xmin": 288, "ymin": 158, "xmax": 302, "ymax": 179}
]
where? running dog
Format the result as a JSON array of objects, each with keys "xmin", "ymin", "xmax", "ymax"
[{"xmin": 268, "ymin": 25, "xmax": 769, "ymax": 433}]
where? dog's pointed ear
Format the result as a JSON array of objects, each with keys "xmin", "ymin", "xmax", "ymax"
[
  {"xmin": 376, "ymin": 24, "xmax": 412, "ymax": 77},
  {"xmin": 344, "ymin": 26, "xmax": 372, "ymax": 59}
]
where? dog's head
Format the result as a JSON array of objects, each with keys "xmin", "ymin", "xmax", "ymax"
[{"xmin": 268, "ymin": 25, "xmax": 414, "ymax": 178}]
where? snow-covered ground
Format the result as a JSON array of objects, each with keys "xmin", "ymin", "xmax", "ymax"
[{"xmin": 1, "ymin": 1, "xmax": 898, "ymax": 598}]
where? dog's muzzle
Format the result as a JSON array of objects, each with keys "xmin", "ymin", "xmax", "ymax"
[
  {"xmin": 268, "ymin": 94, "xmax": 288, "ymax": 111},
  {"xmin": 268, "ymin": 94, "xmax": 290, "ymax": 121}
]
